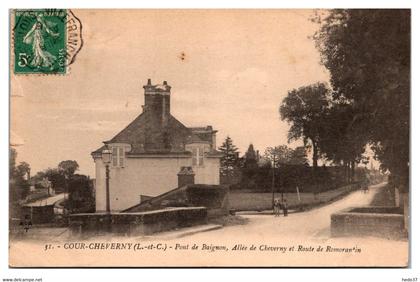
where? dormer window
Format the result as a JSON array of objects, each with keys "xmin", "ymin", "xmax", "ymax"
[{"xmin": 112, "ymin": 146, "xmax": 125, "ymax": 167}]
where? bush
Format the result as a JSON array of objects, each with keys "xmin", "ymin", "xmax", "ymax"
[
  {"xmin": 67, "ymin": 174, "xmax": 95, "ymax": 213},
  {"xmin": 237, "ymin": 165, "xmax": 350, "ymax": 193}
]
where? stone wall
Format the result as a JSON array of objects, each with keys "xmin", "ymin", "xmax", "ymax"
[
  {"xmin": 331, "ymin": 206, "xmax": 404, "ymax": 239},
  {"xmin": 69, "ymin": 207, "xmax": 207, "ymax": 237},
  {"xmin": 21, "ymin": 205, "xmax": 55, "ymax": 224},
  {"xmin": 394, "ymin": 188, "xmax": 409, "ymax": 233},
  {"xmin": 186, "ymin": 185, "xmax": 230, "ymax": 217}
]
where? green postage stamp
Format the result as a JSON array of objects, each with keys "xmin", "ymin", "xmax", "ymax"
[{"xmin": 13, "ymin": 9, "xmax": 83, "ymax": 74}]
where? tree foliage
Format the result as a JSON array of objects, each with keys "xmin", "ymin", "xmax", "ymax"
[
  {"xmin": 58, "ymin": 160, "xmax": 79, "ymax": 179},
  {"xmin": 280, "ymin": 82, "xmax": 330, "ymax": 167},
  {"xmin": 9, "ymin": 148, "xmax": 30, "ymax": 202},
  {"xmin": 218, "ymin": 136, "xmax": 239, "ymax": 177},
  {"xmin": 31, "ymin": 160, "xmax": 79, "ymax": 193},
  {"xmin": 264, "ymin": 145, "xmax": 291, "ymax": 167},
  {"xmin": 67, "ymin": 174, "xmax": 95, "ymax": 213},
  {"xmin": 318, "ymin": 102, "xmax": 369, "ymax": 182},
  {"xmin": 289, "ymin": 146, "xmax": 309, "ymax": 165},
  {"xmin": 10, "ymin": 147, "xmax": 17, "ymax": 176},
  {"xmin": 263, "ymin": 145, "xmax": 308, "ymax": 167},
  {"xmin": 243, "ymin": 144, "xmax": 258, "ymax": 169},
  {"xmin": 314, "ymin": 9, "xmax": 410, "ymax": 188},
  {"xmin": 16, "ymin": 162, "xmax": 30, "ymax": 179},
  {"xmin": 32, "ymin": 168, "xmax": 65, "ymax": 192},
  {"xmin": 10, "ymin": 148, "xmax": 31, "ymax": 182}
]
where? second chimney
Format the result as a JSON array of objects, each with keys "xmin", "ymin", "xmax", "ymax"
[{"xmin": 177, "ymin": 166, "xmax": 195, "ymax": 187}]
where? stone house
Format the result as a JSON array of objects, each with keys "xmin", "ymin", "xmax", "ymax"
[{"xmin": 92, "ymin": 79, "xmax": 222, "ymax": 212}]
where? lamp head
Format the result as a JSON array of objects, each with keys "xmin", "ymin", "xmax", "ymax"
[{"xmin": 102, "ymin": 145, "xmax": 112, "ymax": 164}]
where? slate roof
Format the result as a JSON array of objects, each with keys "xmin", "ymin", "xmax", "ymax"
[
  {"xmin": 92, "ymin": 80, "xmax": 222, "ymax": 158},
  {"xmin": 189, "ymin": 126, "xmax": 216, "ymax": 144},
  {"xmin": 92, "ymin": 111, "xmax": 220, "ymax": 157}
]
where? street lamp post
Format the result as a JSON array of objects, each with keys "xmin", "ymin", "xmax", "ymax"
[
  {"xmin": 101, "ymin": 145, "xmax": 112, "ymax": 215},
  {"xmin": 102, "ymin": 145, "xmax": 112, "ymax": 232}
]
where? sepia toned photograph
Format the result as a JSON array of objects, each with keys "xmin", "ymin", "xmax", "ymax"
[{"xmin": 9, "ymin": 9, "xmax": 410, "ymax": 267}]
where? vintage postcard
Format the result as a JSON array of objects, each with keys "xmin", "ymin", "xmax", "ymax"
[{"xmin": 9, "ymin": 9, "xmax": 410, "ymax": 267}]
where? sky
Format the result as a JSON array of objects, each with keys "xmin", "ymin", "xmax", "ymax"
[{"xmin": 11, "ymin": 9, "xmax": 332, "ymax": 176}]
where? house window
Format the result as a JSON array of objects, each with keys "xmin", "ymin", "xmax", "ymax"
[
  {"xmin": 112, "ymin": 146, "xmax": 125, "ymax": 167},
  {"xmin": 192, "ymin": 147, "xmax": 204, "ymax": 166}
]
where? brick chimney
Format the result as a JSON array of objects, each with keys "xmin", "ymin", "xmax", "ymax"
[
  {"xmin": 177, "ymin": 166, "xmax": 195, "ymax": 187},
  {"xmin": 143, "ymin": 79, "xmax": 171, "ymax": 127}
]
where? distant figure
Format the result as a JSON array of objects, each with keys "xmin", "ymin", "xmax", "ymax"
[
  {"xmin": 282, "ymin": 199, "xmax": 288, "ymax": 217},
  {"xmin": 363, "ymin": 183, "xmax": 369, "ymax": 193},
  {"xmin": 19, "ymin": 214, "xmax": 32, "ymax": 234},
  {"xmin": 273, "ymin": 198, "xmax": 281, "ymax": 217},
  {"xmin": 363, "ymin": 170, "xmax": 370, "ymax": 193}
]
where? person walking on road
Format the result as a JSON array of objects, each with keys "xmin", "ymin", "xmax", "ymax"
[
  {"xmin": 273, "ymin": 198, "xmax": 281, "ymax": 217},
  {"xmin": 282, "ymin": 199, "xmax": 288, "ymax": 217},
  {"xmin": 362, "ymin": 169, "xmax": 370, "ymax": 193}
]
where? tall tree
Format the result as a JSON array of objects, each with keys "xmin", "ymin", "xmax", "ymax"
[
  {"xmin": 32, "ymin": 168, "xmax": 65, "ymax": 192},
  {"xmin": 280, "ymin": 83, "xmax": 330, "ymax": 168},
  {"xmin": 244, "ymin": 144, "xmax": 259, "ymax": 169},
  {"xmin": 318, "ymin": 102, "xmax": 368, "ymax": 182},
  {"xmin": 16, "ymin": 161, "xmax": 31, "ymax": 180},
  {"xmin": 9, "ymin": 149, "xmax": 30, "ymax": 202},
  {"xmin": 58, "ymin": 160, "xmax": 79, "ymax": 197},
  {"xmin": 218, "ymin": 136, "xmax": 239, "ymax": 178},
  {"xmin": 263, "ymin": 145, "xmax": 292, "ymax": 167},
  {"xmin": 67, "ymin": 174, "xmax": 95, "ymax": 213},
  {"xmin": 10, "ymin": 147, "xmax": 17, "ymax": 177},
  {"xmin": 314, "ymin": 10, "xmax": 410, "ymax": 188},
  {"xmin": 289, "ymin": 146, "xmax": 309, "ymax": 165},
  {"xmin": 58, "ymin": 160, "xmax": 79, "ymax": 179},
  {"xmin": 264, "ymin": 145, "xmax": 308, "ymax": 166}
]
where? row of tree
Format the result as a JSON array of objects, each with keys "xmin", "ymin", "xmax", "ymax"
[
  {"xmin": 262, "ymin": 145, "xmax": 308, "ymax": 167},
  {"xmin": 280, "ymin": 82, "xmax": 365, "ymax": 183},
  {"xmin": 218, "ymin": 136, "xmax": 309, "ymax": 178},
  {"xmin": 217, "ymin": 135, "xmax": 368, "ymax": 194},
  {"xmin": 280, "ymin": 10, "xmax": 409, "ymax": 190},
  {"xmin": 32, "ymin": 160, "xmax": 79, "ymax": 193}
]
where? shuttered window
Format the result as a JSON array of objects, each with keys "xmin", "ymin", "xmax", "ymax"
[
  {"xmin": 198, "ymin": 147, "xmax": 204, "ymax": 166},
  {"xmin": 112, "ymin": 147, "xmax": 118, "ymax": 167},
  {"xmin": 118, "ymin": 147, "xmax": 124, "ymax": 167},
  {"xmin": 192, "ymin": 147, "xmax": 204, "ymax": 166},
  {"xmin": 112, "ymin": 146, "xmax": 125, "ymax": 167}
]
